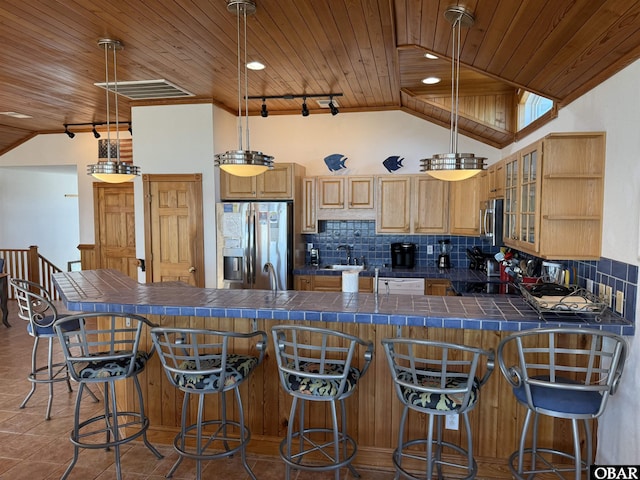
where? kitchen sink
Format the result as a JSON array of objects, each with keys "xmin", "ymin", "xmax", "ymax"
[{"xmin": 321, "ymin": 265, "xmax": 365, "ymax": 271}]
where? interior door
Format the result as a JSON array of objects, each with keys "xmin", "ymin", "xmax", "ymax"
[
  {"xmin": 93, "ymin": 182, "xmax": 138, "ymax": 279},
  {"xmin": 143, "ymin": 174, "xmax": 204, "ymax": 286}
]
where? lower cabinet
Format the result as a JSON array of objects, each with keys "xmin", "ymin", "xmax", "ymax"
[
  {"xmin": 294, "ymin": 275, "xmax": 373, "ymax": 293},
  {"xmin": 424, "ymin": 279, "xmax": 454, "ymax": 296}
]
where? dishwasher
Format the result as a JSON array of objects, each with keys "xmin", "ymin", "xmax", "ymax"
[{"xmin": 378, "ymin": 277, "xmax": 425, "ymax": 295}]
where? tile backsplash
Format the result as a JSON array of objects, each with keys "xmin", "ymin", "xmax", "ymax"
[
  {"xmin": 303, "ymin": 220, "xmax": 499, "ymax": 269},
  {"xmin": 302, "ymin": 220, "xmax": 637, "ymax": 324}
]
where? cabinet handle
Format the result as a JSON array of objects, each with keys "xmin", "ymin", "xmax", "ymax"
[{"xmin": 188, "ymin": 266, "xmax": 196, "ymax": 273}]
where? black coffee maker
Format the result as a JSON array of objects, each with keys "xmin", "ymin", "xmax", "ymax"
[
  {"xmin": 390, "ymin": 242, "xmax": 416, "ymax": 268},
  {"xmin": 437, "ymin": 239, "xmax": 452, "ymax": 269}
]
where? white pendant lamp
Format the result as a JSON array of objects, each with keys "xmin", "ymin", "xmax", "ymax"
[
  {"xmin": 87, "ymin": 39, "xmax": 140, "ymax": 183},
  {"xmin": 421, "ymin": 6, "xmax": 486, "ymax": 181},
  {"xmin": 214, "ymin": 0, "xmax": 274, "ymax": 177}
]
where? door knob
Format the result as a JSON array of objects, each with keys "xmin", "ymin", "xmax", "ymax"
[{"xmin": 188, "ymin": 266, "xmax": 196, "ymax": 273}]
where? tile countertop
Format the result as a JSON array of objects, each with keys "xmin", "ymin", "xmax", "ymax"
[{"xmin": 52, "ymin": 269, "xmax": 633, "ymax": 335}]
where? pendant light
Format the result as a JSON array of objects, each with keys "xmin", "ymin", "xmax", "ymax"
[
  {"xmin": 87, "ymin": 39, "xmax": 140, "ymax": 183},
  {"xmin": 214, "ymin": 0, "xmax": 273, "ymax": 177},
  {"xmin": 421, "ymin": 6, "xmax": 486, "ymax": 181}
]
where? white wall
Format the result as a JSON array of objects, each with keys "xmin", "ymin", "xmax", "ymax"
[{"xmin": 0, "ymin": 165, "xmax": 79, "ymax": 269}]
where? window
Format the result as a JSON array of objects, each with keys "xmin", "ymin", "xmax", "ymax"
[{"xmin": 518, "ymin": 92, "xmax": 554, "ymax": 129}]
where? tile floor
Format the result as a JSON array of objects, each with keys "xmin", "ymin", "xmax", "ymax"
[{"xmin": 0, "ymin": 302, "xmax": 393, "ymax": 480}]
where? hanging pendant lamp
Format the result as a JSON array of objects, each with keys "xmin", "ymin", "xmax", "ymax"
[
  {"xmin": 421, "ymin": 6, "xmax": 486, "ymax": 181},
  {"xmin": 214, "ymin": 0, "xmax": 274, "ymax": 177},
  {"xmin": 87, "ymin": 39, "xmax": 140, "ymax": 183}
]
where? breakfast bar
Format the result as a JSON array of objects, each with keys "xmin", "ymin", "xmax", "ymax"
[{"xmin": 52, "ymin": 269, "xmax": 632, "ymax": 478}]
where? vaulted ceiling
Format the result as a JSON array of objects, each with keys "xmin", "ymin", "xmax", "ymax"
[{"xmin": 1, "ymin": 0, "xmax": 639, "ymax": 156}]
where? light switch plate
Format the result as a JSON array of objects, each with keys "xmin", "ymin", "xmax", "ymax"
[
  {"xmin": 427, "ymin": 245, "xmax": 433, "ymax": 254},
  {"xmin": 586, "ymin": 279, "xmax": 594, "ymax": 293},
  {"xmin": 605, "ymin": 285, "xmax": 613, "ymax": 308},
  {"xmin": 615, "ymin": 290, "xmax": 624, "ymax": 315}
]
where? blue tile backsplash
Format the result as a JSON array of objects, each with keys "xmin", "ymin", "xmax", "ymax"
[{"xmin": 302, "ymin": 220, "xmax": 637, "ymax": 324}]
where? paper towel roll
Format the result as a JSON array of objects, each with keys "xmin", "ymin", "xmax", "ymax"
[{"xmin": 342, "ymin": 270, "xmax": 359, "ymax": 293}]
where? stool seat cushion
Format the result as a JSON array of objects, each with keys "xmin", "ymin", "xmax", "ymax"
[
  {"xmin": 174, "ymin": 354, "xmax": 259, "ymax": 390},
  {"xmin": 285, "ymin": 361, "xmax": 361, "ymax": 397},
  {"xmin": 28, "ymin": 314, "xmax": 77, "ymax": 337},
  {"xmin": 397, "ymin": 371, "xmax": 479, "ymax": 412},
  {"xmin": 74, "ymin": 351, "xmax": 149, "ymax": 380},
  {"xmin": 513, "ymin": 375, "xmax": 603, "ymax": 415}
]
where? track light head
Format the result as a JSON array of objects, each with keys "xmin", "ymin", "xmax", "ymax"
[
  {"xmin": 328, "ymin": 96, "xmax": 339, "ymax": 116},
  {"xmin": 64, "ymin": 125, "xmax": 75, "ymax": 139},
  {"xmin": 301, "ymin": 98, "xmax": 309, "ymax": 117},
  {"xmin": 261, "ymin": 98, "xmax": 269, "ymax": 118},
  {"xmin": 92, "ymin": 125, "xmax": 101, "ymax": 138}
]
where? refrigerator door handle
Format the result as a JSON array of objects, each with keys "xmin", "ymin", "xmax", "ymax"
[{"xmin": 248, "ymin": 209, "xmax": 257, "ymax": 285}]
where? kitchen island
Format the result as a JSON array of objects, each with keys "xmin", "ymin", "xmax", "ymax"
[{"xmin": 52, "ymin": 269, "xmax": 632, "ymax": 478}]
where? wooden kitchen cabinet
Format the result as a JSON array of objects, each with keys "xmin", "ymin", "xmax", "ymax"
[
  {"xmin": 316, "ymin": 176, "xmax": 375, "ymax": 220},
  {"xmin": 376, "ymin": 176, "xmax": 411, "ymax": 233},
  {"xmin": 488, "ymin": 160, "xmax": 505, "ymax": 198},
  {"xmin": 294, "ymin": 274, "xmax": 373, "ymax": 292},
  {"xmin": 301, "ymin": 177, "xmax": 317, "ymax": 233},
  {"xmin": 413, "ymin": 176, "xmax": 448, "ymax": 234},
  {"xmin": 448, "ymin": 175, "xmax": 481, "ymax": 235},
  {"xmin": 424, "ymin": 278, "xmax": 454, "ymax": 296},
  {"xmin": 220, "ymin": 163, "xmax": 301, "ymax": 200},
  {"xmin": 503, "ymin": 132, "xmax": 605, "ymax": 260}
]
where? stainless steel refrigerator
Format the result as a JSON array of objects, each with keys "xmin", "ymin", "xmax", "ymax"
[
  {"xmin": 216, "ymin": 202, "xmax": 293, "ymax": 290},
  {"xmin": 479, "ymin": 198, "xmax": 504, "ymax": 247}
]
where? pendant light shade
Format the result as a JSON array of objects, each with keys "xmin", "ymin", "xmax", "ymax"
[
  {"xmin": 214, "ymin": 0, "xmax": 274, "ymax": 177},
  {"xmin": 87, "ymin": 39, "xmax": 140, "ymax": 183},
  {"xmin": 421, "ymin": 6, "xmax": 486, "ymax": 181}
]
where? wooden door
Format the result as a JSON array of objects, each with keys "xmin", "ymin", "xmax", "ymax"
[
  {"xmin": 143, "ymin": 174, "xmax": 205, "ymax": 286},
  {"xmin": 347, "ymin": 177, "xmax": 374, "ymax": 209},
  {"xmin": 258, "ymin": 163, "xmax": 292, "ymax": 198},
  {"xmin": 318, "ymin": 177, "xmax": 345, "ymax": 209},
  {"xmin": 93, "ymin": 182, "xmax": 138, "ymax": 279},
  {"xmin": 413, "ymin": 176, "xmax": 448, "ymax": 234},
  {"xmin": 448, "ymin": 176, "xmax": 481, "ymax": 235},
  {"xmin": 376, "ymin": 176, "xmax": 411, "ymax": 233},
  {"xmin": 220, "ymin": 172, "xmax": 257, "ymax": 199}
]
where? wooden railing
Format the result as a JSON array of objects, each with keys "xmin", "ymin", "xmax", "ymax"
[{"xmin": 0, "ymin": 246, "xmax": 63, "ymax": 300}]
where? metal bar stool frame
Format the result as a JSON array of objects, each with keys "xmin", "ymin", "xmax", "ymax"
[
  {"xmin": 150, "ymin": 327, "xmax": 268, "ymax": 480},
  {"xmin": 271, "ymin": 324, "xmax": 374, "ymax": 480},
  {"xmin": 497, "ymin": 327, "xmax": 627, "ymax": 480},
  {"xmin": 11, "ymin": 278, "xmax": 98, "ymax": 420},
  {"xmin": 382, "ymin": 338, "xmax": 494, "ymax": 480},
  {"xmin": 54, "ymin": 312, "xmax": 164, "ymax": 480}
]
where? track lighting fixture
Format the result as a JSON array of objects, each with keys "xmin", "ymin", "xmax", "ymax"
[
  {"xmin": 92, "ymin": 125, "xmax": 101, "ymax": 138},
  {"xmin": 64, "ymin": 125, "xmax": 75, "ymax": 139},
  {"xmin": 248, "ymin": 93, "xmax": 343, "ymax": 117},
  {"xmin": 328, "ymin": 96, "xmax": 339, "ymax": 116}
]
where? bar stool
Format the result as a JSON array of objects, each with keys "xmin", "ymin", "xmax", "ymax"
[
  {"xmin": 381, "ymin": 338, "xmax": 494, "ymax": 480},
  {"xmin": 11, "ymin": 278, "xmax": 97, "ymax": 419},
  {"xmin": 497, "ymin": 327, "xmax": 627, "ymax": 480},
  {"xmin": 54, "ymin": 312, "xmax": 164, "ymax": 480},
  {"xmin": 150, "ymin": 327, "xmax": 267, "ymax": 479},
  {"xmin": 271, "ymin": 325, "xmax": 373, "ymax": 480}
]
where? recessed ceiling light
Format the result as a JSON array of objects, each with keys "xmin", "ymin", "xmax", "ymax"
[
  {"xmin": 0, "ymin": 111, "xmax": 33, "ymax": 119},
  {"xmin": 247, "ymin": 61, "xmax": 265, "ymax": 70},
  {"xmin": 424, "ymin": 53, "xmax": 438, "ymax": 60},
  {"xmin": 422, "ymin": 77, "xmax": 441, "ymax": 85}
]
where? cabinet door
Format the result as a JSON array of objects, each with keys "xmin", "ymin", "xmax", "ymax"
[
  {"xmin": 413, "ymin": 176, "xmax": 447, "ymax": 233},
  {"xmin": 425, "ymin": 279, "xmax": 452, "ymax": 296},
  {"xmin": 448, "ymin": 176, "xmax": 480, "ymax": 235},
  {"xmin": 518, "ymin": 143, "xmax": 541, "ymax": 252},
  {"xmin": 258, "ymin": 163, "xmax": 292, "ymax": 198},
  {"xmin": 311, "ymin": 275, "xmax": 342, "ymax": 292},
  {"xmin": 318, "ymin": 177, "xmax": 345, "ymax": 209},
  {"xmin": 220, "ymin": 173, "xmax": 257, "ymax": 199},
  {"xmin": 376, "ymin": 176, "xmax": 411, "ymax": 233},
  {"xmin": 348, "ymin": 177, "xmax": 374, "ymax": 209},
  {"xmin": 301, "ymin": 177, "xmax": 317, "ymax": 233},
  {"xmin": 294, "ymin": 275, "xmax": 313, "ymax": 291},
  {"xmin": 478, "ymin": 170, "xmax": 489, "ymax": 204},
  {"xmin": 489, "ymin": 160, "xmax": 505, "ymax": 198},
  {"xmin": 358, "ymin": 277, "xmax": 373, "ymax": 293},
  {"xmin": 503, "ymin": 154, "xmax": 519, "ymax": 245}
]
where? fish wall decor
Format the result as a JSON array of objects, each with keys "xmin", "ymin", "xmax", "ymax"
[
  {"xmin": 382, "ymin": 155, "xmax": 404, "ymax": 172},
  {"xmin": 324, "ymin": 153, "xmax": 348, "ymax": 172}
]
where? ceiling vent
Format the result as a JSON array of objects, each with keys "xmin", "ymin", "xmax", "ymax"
[
  {"xmin": 94, "ymin": 79, "xmax": 194, "ymax": 100},
  {"xmin": 316, "ymin": 98, "xmax": 340, "ymax": 108}
]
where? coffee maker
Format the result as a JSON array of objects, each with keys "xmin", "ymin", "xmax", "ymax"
[
  {"xmin": 390, "ymin": 242, "xmax": 416, "ymax": 269},
  {"xmin": 437, "ymin": 239, "xmax": 452, "ymax": 269}
]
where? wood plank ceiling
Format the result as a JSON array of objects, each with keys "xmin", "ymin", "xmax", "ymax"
[{"xmin": 1, "ymin": 0, "xmax": 640, "ymax": 155}]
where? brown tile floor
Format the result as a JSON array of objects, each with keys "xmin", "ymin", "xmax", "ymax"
[{"xmin": 0, "ymin": 302, "xmax": 394, "ymax": 480}]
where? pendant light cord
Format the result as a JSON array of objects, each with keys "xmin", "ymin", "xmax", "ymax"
[
  {"xmin": 451, "ymin": 13, "xmax": 462, "ymax": 155},
  {"xmin": 103, "ymin": 44, "xmax": 111, "ymax": 161}
]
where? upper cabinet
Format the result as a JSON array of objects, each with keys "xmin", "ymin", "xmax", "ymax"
[
  {"xmin": 503, "ymin": 132, "xmax": 605, "ymax": 260},
  {"xmin": 220, "ymin": 163, "xmax": 300, "ymax": 200},
  {"xmin": 316, "ymin": 176, "xmax": 375, "ymax": 220},
  {"xmin": 301, "ymin": 177, "xmax": 317, "ymax": 233},
  {"xmin": 376, "ymin": 176, "xmax": 448, "ymax": 234},
  {"xmin": 448, "ymin": 175, "xmax": 481, "ymax": 236},
  {"xmin": 488, "ymin": 160, "xmax": 505, "ymax": 198}
]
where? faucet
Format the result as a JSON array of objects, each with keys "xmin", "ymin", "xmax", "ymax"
[
  {"xmin": 337, "ymin": 244, "xmax": 352, "ymax": 265},
  {"xmin": 263, "ymin": 262, "xmax": 278, "ymax": 291}
]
